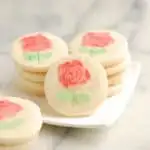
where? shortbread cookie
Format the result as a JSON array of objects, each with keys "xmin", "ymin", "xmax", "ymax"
[
  {"xmin": 106, "ymin": 61, "xmax": 126, "ymax": 76},
  {"xmin": 0, "ymin": 96, "xmax": 42, "ymax": 147},
  {"xmin": 16, "ymin": 66, "xmax": 46, "ymax": 82},
  {"xmin": 69, "ymin": 30, "xmax": 129, "ymax": 67},
  {"xmin": 108, "ymin": 72, "xmax": 124, "ymax": 86},
  {"xmin": 108, "ymin": 85, "xmax": 122, "ymax": 97},
  {"xmin": 44, "ymin": 56, "xmax": 108, "ymax": 117},
  {"xmin": 12, "ymin": 32, "xmax": 69, "ymax": 72},
  {"xmin": 16, "ymin": 77, "xmax": 44, "ymax": 96},
  {"xmin": 106, "ymin": 52, "xmax": 131, "ymax": 76},
  {"xmin": 105, "ymin": 49, "xmax": 131, "ymax": 69}
]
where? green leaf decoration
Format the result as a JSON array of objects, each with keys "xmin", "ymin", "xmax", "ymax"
[
  {"xmin": 56, "ymin": 89, "xmax": 73, "ymax": 101},
  {"xmin": 75, "ymin": 93, "xmax": 91, "ymax": 104},
  {"xmin": 24, "ymin": 52, "xmax": 38, "ymax": 61},
  {"xmin": 39, "ymin": 52, "xmax": 52, "ymax": 61},
  {"xmin": 56, "ymin": 90, "xmax": 91, "ymax": 105},
  {"xmin": 90, "ymin": 48, "xmax": 105, "ymax": 56},
  {"xmin": 79, "ymin": 47, "xmax": 105, "ymax": 56},
  {"xmin": 24, "ymin": 52, "xmax": 52, "ymax": 63},
  {"xmin": 0, "ymin": 118, "xmax": 24, "ymax": 130}
]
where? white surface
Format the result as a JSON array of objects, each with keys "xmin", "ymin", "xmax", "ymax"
[{"xmin": 3, "ymin": 62, "xmax": 141, "ymax": 128}]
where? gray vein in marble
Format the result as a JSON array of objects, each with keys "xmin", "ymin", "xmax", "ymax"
[
  {"xmin": 131, "ymin": 0, "xmax": 150, "ymax": 51},
  {"xmin": 78, "ymin": 0, "xmax": 135, "ymax": 32},
  {"xmin": 74, "ymin": 0, "xmax": 98, "ymax": 33},
  {"xmin": 53, "ymin": 128, "xmax": 71, "ymax": 150},
  {"xmin": 55, "ymin": 127, "xmax": 109, "ymax": 150}
]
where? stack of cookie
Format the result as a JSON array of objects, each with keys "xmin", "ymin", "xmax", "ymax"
[
  {"xmin": 11, "ymin": 32, "xmax": 69, "ymax": 96},
  {"xmin": 69, "ymin": 30, "xmax": 131, "ymax": 97},
  {"xmin": 105, "ymin": 55, "xmax": 130, "ymax": 97}
]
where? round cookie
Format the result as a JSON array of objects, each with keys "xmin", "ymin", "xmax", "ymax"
[
  {"xmin": 16, "ymin": 66, "xmax": 46, "ymax": 82},
  {"xmin": 44, "ymin": 56, "xmax": 108, "ymax": 117},
  {"xmin": 108, "ymin": 85, "xmax": 122, "ymax": 97},
  {"xmin": 16, "ymin": 77, "xmax": 44, "ymax": 96},
  {"xmin": 108, "ymin": 72, "xmax": 124, "ymax": 86},
  {"xmin": 69, "ymin": 30, "xmax": 129, "ymax": 67},
  {"xmin": 0, "ymin": 96, "xmax": 42, "ymax": 146},
  {"xmin": 12, "ymin": 32, "xmax": 69, "ymax": 72}
]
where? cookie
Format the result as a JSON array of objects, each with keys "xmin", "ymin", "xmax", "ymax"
[
  {"xmin": 12, "ymin": 32, "xmax": 69, "ymax": 72},
  {"xmin": 44, "ymin": 56, "xmax": 108, "ymax": 117},
  {"xmin": 0, "ymin": 96, "xmax": 42, "ymax": 147},
  {"xmin": 106, "ymin": 61, "xmax": 126, "ymax": 76},
  {"xmin": 16, "ymin": 77, "xmax": 44, "ymax": 96},
  {"xmin": 108, "ymin": 85, "xmax": 122, "ymax": 97},
  {"xmin": 16, "ymin": 66, "xmax": 46, "ymax": 82},
  {"xmin": 69, "ymin": 30, "xmax": 129, "ymax": 67},
  {"xmin": 108, "ymin": 72, "xmax": 124, "ymax": 86},
  {"xmin": 106, "ymin": 53, "xmax": 131, "ymax": 76}
]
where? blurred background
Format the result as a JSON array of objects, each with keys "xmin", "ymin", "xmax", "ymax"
[{"xmin": 0, "ymin": 0, "xmax": 149, "ymax": 53}]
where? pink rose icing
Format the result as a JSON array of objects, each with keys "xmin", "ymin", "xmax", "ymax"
[
  {"xmin": 22, "ymin": 34, "xmax": 52, "ymax": 52},
  {"xmin": 58, "ymin": 60, "xmax": 91, "ymax": 88},
  {"xmin": 0, "ymin": 100, "xmax": 23, "ymax": 120},
  {"xmin": 82, "ymin": 32, "xmax": 114, "ymax": 47}
]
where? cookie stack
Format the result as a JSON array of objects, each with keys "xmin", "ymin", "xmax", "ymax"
[
  {"xmin": 69, "ymin": 30, "xmax": 131, "ymax": 97},
  {"xmin": 11, "ymin": 32, "xmax": 68, "ymax": 96},
  {"xmin": 105, "ymin": 56, "xmax": 130, "ymax": 97}
]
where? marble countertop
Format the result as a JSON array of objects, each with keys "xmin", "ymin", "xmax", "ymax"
[{"xmin": 0, "ymin": 0, "xmax": 150, "ymax": 149}]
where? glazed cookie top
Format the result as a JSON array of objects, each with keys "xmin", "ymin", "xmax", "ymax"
[
  {"xmin": 44, "ymin": 56, "xmax": 108, "ymax": 115},
  {"xmin": 0, "ymin": 97, "xmax": 42, "ymax": 145},
  {"xmin": 12, "ymin": 32, "xmax": 69, "ymax": 72},
  {"xmin": 69, "ymin": 30, "xmax": 129, "ymax": 66}
]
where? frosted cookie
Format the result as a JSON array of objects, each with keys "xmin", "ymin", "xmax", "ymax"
[
  {"xmin": 108, "ymin": 85, "xmax": 122, "ymax": 97},
  {"xmin": 69, "ymin": 30, "xmax": 129, "ymax": 67},
  {"xmin": 12, "ymin": 32, "xmax": 69, "ymax": 72},
  {"xmin": 44, "ymin": 56, "xmax": 108, "ymax": 117},
  {"xmin": 0, "ymin": 96, "xmax": 42, "ymax": 149},
  {"xmin": 16, "ymin": 66, "xmax": 46, "ymax": 82},
  {"xmin": 108, "ymin": 72, "xmax": 124, "ymax": 86},
  {"xmin": 16, "ymin": 77, "xmax": 44, "ymax": 96}
]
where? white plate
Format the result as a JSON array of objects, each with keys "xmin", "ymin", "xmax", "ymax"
[{"xmin": 4, "ymin": 62, "xmax": 141, "ymax": 128}]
